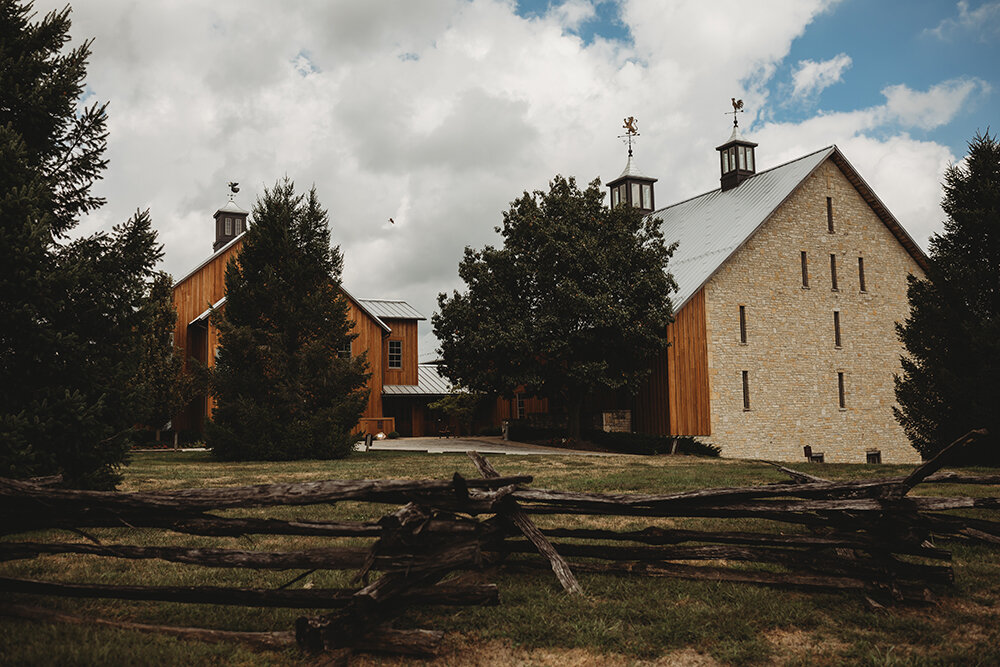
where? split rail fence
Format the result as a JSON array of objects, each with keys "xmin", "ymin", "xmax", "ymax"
[{"xmin": 1, "ymin": 428, "xmax": 997, "ymax": 663}]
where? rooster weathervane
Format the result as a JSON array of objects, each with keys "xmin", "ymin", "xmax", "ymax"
[{"xmin": 725, "ymin": 98, "xmax": 745, "ymax": 127}]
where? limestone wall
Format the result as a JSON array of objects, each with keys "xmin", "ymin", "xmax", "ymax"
[{"xmin": 702, "ymin": 159, "xmax": 924, "ymax": 463}]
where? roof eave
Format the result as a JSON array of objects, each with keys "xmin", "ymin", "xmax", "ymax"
[
  {"xmin": 174, "ymin": 233, "xmax": 247, "ymax": 289},
  {"xmin": 827, "ymin": 147, "xmax": 930, "ymax": 272}
]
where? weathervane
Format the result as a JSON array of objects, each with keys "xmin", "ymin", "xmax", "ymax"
[
  {"xmin": 618, "ymin": 116, "xmax": 640, "ymax": 158},
  {"xmin": 227, "ymin": 181, "xmax": 240, "ymax": 202},
  {"xmin": 725, "ymin": 98, "xmax": 745, "ymax": 128}
]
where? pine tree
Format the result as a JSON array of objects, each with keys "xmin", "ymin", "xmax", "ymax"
[
  {"xmin": 134, "ymin": 272, "xmax": 199, "ymax": 443},
  {"xmin": 207, "ymin": 179, "xmax": 369, "ymax": 460},
  {"xmin": 1, "ymin": 2, "xmax": 164, "ymax": 488},
  {"xmin": 894, "ymin": 131, "xmax": 1000, "ymax": 463},
  {"xmin": 434, "ymin": 175, "xmax": 676, "ymax": 440}
]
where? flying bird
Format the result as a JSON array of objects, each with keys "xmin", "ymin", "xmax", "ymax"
[
  {"xmin": 389, "ymin": 217, "xmax": 395, "ymax": 224},
  {"xmin": 228, "ymin": 181, "xmax": 240, "ymax": 194}
]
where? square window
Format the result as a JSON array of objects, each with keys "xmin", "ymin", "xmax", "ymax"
[{"xmin": 338, "ymin": 340, "xmax": 352, "ymax": 359}]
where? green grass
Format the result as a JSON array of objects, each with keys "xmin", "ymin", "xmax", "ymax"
[{"xmin": 2, "ymin": 451, "xmax": 999, "ymax": 665}]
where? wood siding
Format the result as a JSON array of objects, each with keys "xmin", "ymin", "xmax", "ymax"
[
  {"xmin": 666, "ymin": 288, "xmax": 711, "ymax": 435},
  {"xmin": 171, "ymin": 241, "xmax": 393, "ymax": 429},
  {"xmin": 382, "ymin": 319, "xmax": 418, "ymax": 386},
  {"xmin": 633, "ymin": 346, "xmax": 670, "ymax": 435},
  {"xmin": 171, "ymin": 241, "xmax": 243, "ymax": 430},
  {"xmin": 172, "ymin": 241, "xmax": 243, "ymax": 371},
  {"xmin": 344, "ymin": 297, "xmax": 387, "ymax": 419},
  {"xmin": 494, "ymin": 394, "xmax": 549, "ymax": 421}
]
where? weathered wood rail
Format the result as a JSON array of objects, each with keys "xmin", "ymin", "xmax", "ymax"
[{"xmin": 0, "ymin": 428, "xmax": 996, "ymax": 663}]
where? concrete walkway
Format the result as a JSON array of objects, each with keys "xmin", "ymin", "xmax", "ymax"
[{"xmin": 363, "ymin": 435, "xmax": 623, "ymax": 456}]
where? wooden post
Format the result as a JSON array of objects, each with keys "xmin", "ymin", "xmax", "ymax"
[{"xmin": 467, "ymin": 451, "xmax": 583, "ymax": 595}]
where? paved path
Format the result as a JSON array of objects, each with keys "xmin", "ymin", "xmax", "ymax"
[{"xmin": 363, "ymin": 435, "xmax": 622, "ymax": 457}]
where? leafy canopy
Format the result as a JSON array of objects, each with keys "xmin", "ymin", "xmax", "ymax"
[
  {"xmin": 207, "ymin": 179, "xmax": 369, "ymax": 461},
  {"xmin": 894, "ymin": 131, "xmax": 1000, "ymax": 463},
  {"xmin": 434, "ymin": 175, "xmax": 676, "ymax": 437},
  {"xmin": 1, "ymin": 1, "xmax": 167, "ymax": 488}
]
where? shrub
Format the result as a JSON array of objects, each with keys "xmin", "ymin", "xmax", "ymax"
[
  {"xmin": 387, "ymin": 431, "xmax": 400, "ymax": 439},
  {"xmin": 584, "ymin": 430, "xmax": 720, "ymax": 456}
]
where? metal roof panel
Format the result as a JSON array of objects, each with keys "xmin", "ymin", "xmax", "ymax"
[
  {"xmin": 655, "ymin": 146, "xmax": 834, "ymax": 310},
  {"xmin": 382, "ymin": 364, "xmax": 454, "ymax": 396},
  {"xmin": 357, "ymin": 298, "xmax": 426, "ymax": 320}
]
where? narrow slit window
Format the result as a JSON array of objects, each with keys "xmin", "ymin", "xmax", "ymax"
[
  {"xmin": 742, "ymin": 370, "xmax": 750, "ymax": 411},
  {"xmin": 388, "ymin": 340, "xmax": 402, "ymax": 369},
  {"xmin": 837, "ymin": 372, "xmax": 846, "ymax": 409},
  {"xmin": 800, "ymin": 251, "xmax": 809, "ymax": 288},
  {"xmin": 858, "ymin": 257, "xmax": 867, "ymax": 292},
  {"xmin": 833, "ymin": 311, "xmax": 842, "ymax": 347},
  {"xmin": 516, "ymin": 394, "xmax": 526, "ymax": 420},
  {"xmin": 826, "ymin": 197, "xmax": 834, "ymax": 233},
  {"xmin": 830, "ymin": 254, "xmax": 838, "ymax": 291},
  {"xmin": 739, "ymin": 305, "xmax": 747, "ymax": 344}
]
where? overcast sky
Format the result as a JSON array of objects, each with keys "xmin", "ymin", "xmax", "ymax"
[{"xmin": 41, "ymin": 0, "xmax": 999, "ymax": 359}]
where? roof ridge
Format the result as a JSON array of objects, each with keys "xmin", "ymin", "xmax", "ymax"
[{"xmin": 650, "ymin": 145, "xmax": 835, "ymax": 215}]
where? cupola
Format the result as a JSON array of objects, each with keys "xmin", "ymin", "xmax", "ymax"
[
  {"xmin": 213, "ymin": 193, "xmax": 248, "ymax": 252},
  {"xmin": 716, "ymin": 100, "xmax": 757, "ymax": 192},
  {"xmin": 607, "ymin": 116, "xmax": 657, "ymax": 211}
]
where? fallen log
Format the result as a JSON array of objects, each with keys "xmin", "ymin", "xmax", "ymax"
[
  {"xmin": 0, "ymin": 575, "xmax": 498, "ymax": 608},
  {"xmin": 505, "ymin": 558, "xmax": 935, "ymax": 603},
  {"xmin": 0, "ymin": 474, "xmax": 532, "ymax": 512},
  {"xmin": 536, "ymin": 526, "xmax": 951, "ymax": 559},
  {"xmin": 496, "ymin": 540, "xmax": 954, "ymax": 585},
  {"xmin": 0, "ymin": 602, "xmax": 295, "ymax": 650}
]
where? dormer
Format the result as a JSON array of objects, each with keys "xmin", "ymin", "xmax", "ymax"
[
  {"xmin": 716, "ymin": 124, "xmax": 758, "ymax": 192},
  {"xmin": 213, "ymin": 200, "xmax": 249, "ymax": 252},
  {"xmin": 607, "ymin": 155, "xmax": 657, "ymax": 211}
]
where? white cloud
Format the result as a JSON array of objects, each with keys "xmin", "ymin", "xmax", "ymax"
[
  {"xmin": 925, "ymin": 1, "xmax": 1000, "ymax": 41},
  {"xmin": 549, "ymin": 0, "xmax": 597, "ymax": 31},
  {"xmin": 30, "ymin": 0, "xmax": 974, "ymax": 350},
  {"xmin": 881, "ymin": 78, "xmax": 988, "ymax": 130},
  {"xmin": 790, "ymin": 53, "xmax": 852, "ymax": 100}
]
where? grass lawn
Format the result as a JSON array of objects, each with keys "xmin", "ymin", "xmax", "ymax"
[{"xmin": 2, "ymin": 450, "xmax": 999, "ymax": 666}]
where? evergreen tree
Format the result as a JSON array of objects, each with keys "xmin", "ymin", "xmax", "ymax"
[
  {"xmin": 207, "ymin": 179, "xmax": 369, "ymax": 460},
  {"xmin": 895, "ymin": 131, "xmax": 1000, "ymax": 463},
  {"xmin": 134, "ymin": 272, "xmax": 199, "ymax": 442},
  {"xmin": 1, "ymin": 2, "xmax": 164, "ymax": 488},
  {"xmin": 434, "ymin": 175, "xmax": 676, "ymax": 440}
]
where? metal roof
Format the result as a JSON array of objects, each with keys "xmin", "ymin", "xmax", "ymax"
[
  {"xmin": 189, "ymin": 296, "xmax": 227, "ymax": 326},
  {"xmin": 215, "ymin": 199, "xmax": 249, "ymax": 215},
  {"xmin": 654, "ymin": 145, "xmax": 928, "ymax": 312},
  {"xmin": 655, "ymin": 146, "xmax": 833, "ymax": 310},
  {"xmin": 182, "ymin": 288, "xmax": 396, "ymax": 337},
  {"xmin": 382, "ymin": 364, "xmax": 454, "ymax": 396},
  {"xmin": 357, "ymin": 298, "xmax": 426, "ymax": 320}
]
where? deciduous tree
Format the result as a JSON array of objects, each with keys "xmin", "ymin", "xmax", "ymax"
[
  {"xmin": 895, "ymin": 131, "xmax": 1000, "ymax": 463},
  {"xmin": 434, "ymin": 175, "xmax": 676, "ymax": 440}
]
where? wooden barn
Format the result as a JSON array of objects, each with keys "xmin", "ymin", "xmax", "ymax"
[
  {"xmin": 498, "ymin": 125, "xmax": 929, "ymax": 463},
  {"xmin": 170, "ymin": 200, "xmax": 444, "ymax": 438}
]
